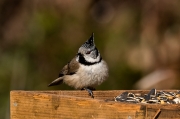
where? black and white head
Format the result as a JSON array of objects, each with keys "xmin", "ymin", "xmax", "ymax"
[{"xmin": 77, "ymin": 33, "xmax": 102, "ymax": 65}]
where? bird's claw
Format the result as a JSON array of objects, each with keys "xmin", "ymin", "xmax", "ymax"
[{"xmin": 82, "ymin": 87, "xmax": 94, "ymax": 98}]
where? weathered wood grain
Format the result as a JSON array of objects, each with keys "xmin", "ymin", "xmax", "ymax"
[{"xmin": 10, "ymin": 90, "xmax": 180, "ymax": 119}]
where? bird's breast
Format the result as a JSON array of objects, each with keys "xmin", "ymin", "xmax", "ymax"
[{"xmin": 64, "ymin": 60, "xmax": 108, "ymax": 89}]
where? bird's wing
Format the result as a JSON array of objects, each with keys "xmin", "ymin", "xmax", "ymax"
[
  {"xmin": 67, "ymin": 57, "xmax": 80, "ymax": 75},
  {"xmin": 58, "ymin": 64, "xmax": 68, "ymax": 77},
  {"xmin": 48, "ymin": 56, "xmax": 79, "ymax": 87},
  {"xmin": 59, "ymin": 56, "xmax": 79, "ymax": 76}
]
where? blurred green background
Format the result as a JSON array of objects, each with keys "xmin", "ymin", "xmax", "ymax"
[{"xmin": 1, "ymin": 0, "xmax": 180, "ymax": 118}]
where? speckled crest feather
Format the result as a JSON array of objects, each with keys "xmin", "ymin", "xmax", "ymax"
[{"xmin": 81, "ymin": 33, "xmax": 95, "ymax": 50}]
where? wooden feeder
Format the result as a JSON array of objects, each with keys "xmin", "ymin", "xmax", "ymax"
[{"xmin": 10, "ymin": 90, "xmax": 180, "ymax": 119}]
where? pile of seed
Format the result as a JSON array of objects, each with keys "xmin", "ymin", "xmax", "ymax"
[{"xmin": 115, "ymin": 89, "xmax": 180, "ymax": 104}]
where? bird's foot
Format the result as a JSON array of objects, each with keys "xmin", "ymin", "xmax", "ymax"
[{"xmin": 81, "ymin": 87, "xmax": 95, "ymax": 98}]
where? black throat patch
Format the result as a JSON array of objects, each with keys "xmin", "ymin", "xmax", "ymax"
[{"xmin": 77, "ymin": 53, "xmax": 102, "ymax": 66}]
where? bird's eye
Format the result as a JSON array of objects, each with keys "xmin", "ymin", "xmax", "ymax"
[{"xmin": 86, "ymin": 51, "xmax": 91, "ymax": 54}]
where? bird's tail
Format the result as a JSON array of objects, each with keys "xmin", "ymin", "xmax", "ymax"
[{"xmin": 48, "ymin": 77, "xmax": 63, "ymax": 87}]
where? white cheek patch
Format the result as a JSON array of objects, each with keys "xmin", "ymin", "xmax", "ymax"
[{"xmin": 84, "ymin": 55, "xmax": 101, "ymax": 63}]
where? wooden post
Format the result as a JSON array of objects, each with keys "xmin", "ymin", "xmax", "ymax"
[{"xmin": 10, "ymin": 90, "xmax": 180, "ymax": 119}]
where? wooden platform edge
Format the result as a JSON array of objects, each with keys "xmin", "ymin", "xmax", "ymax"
[{"xmin": 10, "ymin": 90, "xmax": 180, "ymax": 119}]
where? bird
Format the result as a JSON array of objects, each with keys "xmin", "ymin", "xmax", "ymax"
[{"xmin": 48, "ymin": 33, "xmax": 108, "ymax": 98}]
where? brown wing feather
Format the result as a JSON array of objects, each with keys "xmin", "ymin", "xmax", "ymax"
[
  {"xmin": 48, "ymin": 56, "xmax": 79, "ymax": 87},
  {"xmin": 67, "ymin": 57, "xmax": 79, "ymax": 75},
  {"xmin": 59, "ymin": 57, "xmax": 79, "ymax": 76}
]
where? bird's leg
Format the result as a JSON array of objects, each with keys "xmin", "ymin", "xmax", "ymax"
[{"xmin": 81, "ymin": 87, "xmax": 94, "ymax": 98}]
